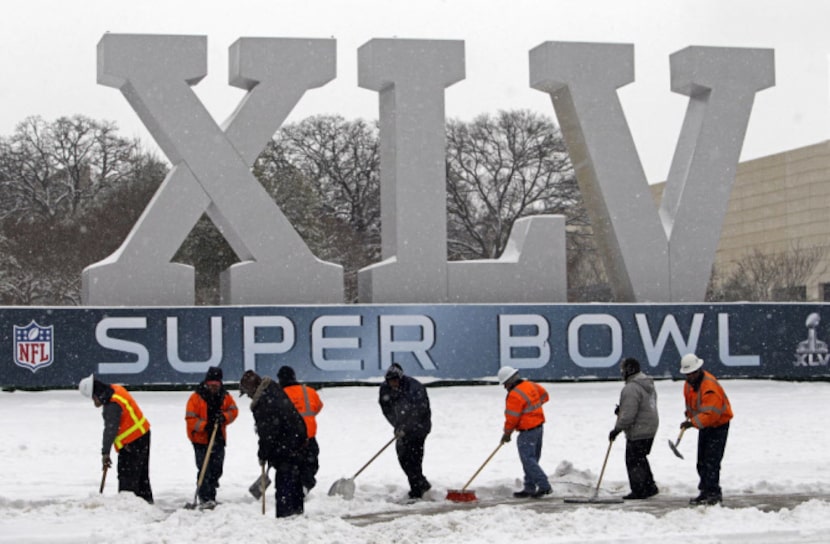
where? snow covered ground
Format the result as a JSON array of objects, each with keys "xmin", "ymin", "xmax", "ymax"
[{"xmin": 2, "ymin": 378, "xmax": 830, "ymax": 543}]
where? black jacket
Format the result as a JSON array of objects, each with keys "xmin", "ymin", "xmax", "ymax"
[
  {"xmin": 379, "ymin": 375, "xmax": 432, "ymax": 437},
  {"xmin": 249, "ymin": 377, "xmax": 307, "ymax": 466}
]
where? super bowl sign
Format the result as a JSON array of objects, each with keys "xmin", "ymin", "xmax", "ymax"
[
  {"xmin": 3, "ymin": 303, "xmax": 830, "ymax": 388},
  {"xmin": 13, "ymin": 321, "xmax": 54, "ymax": 373}
]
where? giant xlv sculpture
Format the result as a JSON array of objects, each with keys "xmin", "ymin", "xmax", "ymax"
[
  {"xmin": 82, "ymin": 35, "xmax": 773, "ymax": 306},
  {"xmin": 530, "ymin": 43, "xmax": 774, "ymax": 302}
]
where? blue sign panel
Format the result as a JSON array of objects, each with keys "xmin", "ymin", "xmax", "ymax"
[{"xmin": 1, "ymin": 303, "xmax": 828, "ymax": 388}]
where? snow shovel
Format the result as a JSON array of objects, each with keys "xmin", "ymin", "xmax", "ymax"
[
  {"xmin": 248, "ymin": 467, "xmax": 272, "ymax": 500},
  {"xmin": 564, "ymin": 439, "xmax": 623, "ymax": 504},
  {"xmin": 446, "ymin": 441, "xmax": 504, "ymax": 502},
  {"xmin": 184, "ymin": 423, "xmax": 219, "ymax": 509},
  {"xmin": 669, "ymin": 425, "xmax": 688, "ymax": 459},
  {"xmin": 328, "ymin": 435, "xmax": 397, "ymax": 499}
]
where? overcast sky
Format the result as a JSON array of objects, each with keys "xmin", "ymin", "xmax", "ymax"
[{"xmin": 1, "ymin": 0, "xmax": 828, "ymax": 183}]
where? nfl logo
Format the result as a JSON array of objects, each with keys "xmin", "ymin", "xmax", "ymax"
[{"xmin": 14, "ymin": 321, "xmax": 54, "ymax": 373}]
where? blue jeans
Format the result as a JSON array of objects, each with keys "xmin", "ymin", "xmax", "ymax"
[{"xmin": 516, "ymin": 426, "xmax": 551, "ymax": 492}]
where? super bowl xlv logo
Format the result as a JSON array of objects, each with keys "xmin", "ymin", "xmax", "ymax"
[
  {"xmin": 795, "ymin": 312, "xmax": 830, "ymax": 366},
  {"xmin": 81, "ymin": 35, "xmax": 774, "ymax": 306},
  {"xmin": 13, "ymin": 321, "xmax": 54, "ymax": 373}
]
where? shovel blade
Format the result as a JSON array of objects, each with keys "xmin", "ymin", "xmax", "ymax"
[
  {"xmin": 668, "ymin": 438, "xmax": 684, "ymax": 459},
  {"xmin": 446, "ymin": 489, "xmax": 477, "ymax": 502},
  {"xmin": 328, "ymin": 477, "xmax": 356, "ymax": 499},
  {"xmin": 248, "ymin": 472, "xmax": 272, "ymax": 499}
]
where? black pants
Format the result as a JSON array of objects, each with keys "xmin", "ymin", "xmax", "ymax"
[
  {"xmin": 625, "ymin": 437, "xmax": 657, "ymax": 496},
  {"xmin": 300, "ymin": 437, "xmax": 320, "ymax": 491},
  {"xmin": 193, "ymin": 440, "xmax": 225, "ymax": 502},
  {"xmin": 118, "ymin": 431, "xmax": 153, "ymax": 504},
  {"xmin": 396, "ymin": 433, "xmax": 430, "ymax": 496},
  {"xmin": 697, "ymin": 422, "xmax": 729, "ymax": 498},
  {"xmin": 274, "ymin": 461, "xmax": 304, "ymax": 517}
]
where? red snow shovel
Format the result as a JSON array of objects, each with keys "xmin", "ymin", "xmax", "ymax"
[
  {"xmin": 446, "ymin": 442, "xmax": 504, "ymax": 502},
  {"xmin": 669, "ymin": 426, "xmax": 688, "ymax": 459}
]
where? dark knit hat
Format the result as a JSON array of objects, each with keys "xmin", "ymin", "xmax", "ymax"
[
  {"xmin": 277, "ymin": 365, "xmax": 297, "ymax": 387},
  {"xmin": 205, "ymin": 366, "xmax": 223, "ymax": 383},
  {"xmin": 385, "ymin": 363, "xmax": 404, "ymax": 381}
]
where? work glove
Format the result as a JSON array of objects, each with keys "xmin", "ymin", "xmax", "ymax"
[
  {"xmin": 680, "ymin": 420, "xmax": 694, "ymax": 430},
  {"xmin": 394, "ymin": 428, "xmax": 405, "ymax": 439},
  {"xmin": 214, "ymin": 412, "xmax": 226, "ymax": 425},
  {"xmin": 500, "ymin": 432, "xmax": 512, "ymax": 444},
  {"xmin": 259, "ymin": 458, "xmax": 267, "ymax": 468},
  {"xmin": 614, "ymin": 404, "xmax": 619, "ymax": 415},
  {"xmin": 609, "ymin": 429, "xmax": 621, "ymax": 442},
  {"xmin": 102, "ymin": 453, "xmax": 112, "ymax": 469}
]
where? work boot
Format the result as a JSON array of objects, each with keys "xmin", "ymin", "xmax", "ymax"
[
  {"xmin": 625, "ymin": 487, "xmax": 659, "ymax": 500},
  {"xmin": 513, "ymin": 489, "xmax": 533, "ymax": 498},
  {"xmin": 690, "ymin": 493, "xmax": 721, "ymax": 505},
  {"xmin": 531, "ymin": 488, "xmax": 552, "ymax": 498}
]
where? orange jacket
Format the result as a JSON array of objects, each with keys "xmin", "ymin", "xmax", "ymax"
[
  {"xmin": 283, "ymin": 384, "xmax": 323, "ymax": 438},
  {"xmin": 110, "ymin": 384, "xmax": 150, "ymax": 451},
  {"xmin": 684, "ymin": 371, "xmax": 733, "ymax": 429},
  {"xmin": 504, "ymin": 380, "xmax": 549, "ymax": 432},
  {"xmin": 185, "ymin": 391, "xmax": 239, "ymax": 444}
]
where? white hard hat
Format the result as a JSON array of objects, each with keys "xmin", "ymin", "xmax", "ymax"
[
  {"xmin": 497, "ymin": 366, "xmax": 519, "ymax": 385},
  {"xmin": 79, "ymin": 373, "xmax": 94, "ymax": 398},
  {"xmin": 679, "ymin": 354, "xmax": 704, "ymax": 374}
]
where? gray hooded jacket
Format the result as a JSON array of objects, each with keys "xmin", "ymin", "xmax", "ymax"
[{"xmin": 614, "ymin": 371, "xmax": 659, "ymax": 441}]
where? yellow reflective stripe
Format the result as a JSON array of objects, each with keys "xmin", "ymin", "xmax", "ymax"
[
  {"xmin": 297, "ymin": 385, "xmax": 320, "ymax": 417},
  {"xmin": 112, "ymin": 393, "xmax": 149, "ymax": 449},
  {"xmin": 514, "ymin": 388, "xmax": 544, "ymax": 413},
  {"xmin": 688, "ymin": 376, "xmax": 727, "ymax": 421}
]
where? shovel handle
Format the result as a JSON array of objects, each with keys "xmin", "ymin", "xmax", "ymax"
[
  {"xmin": 190, "ymin": 423, "xmax": 220, "ymax": 507},
  {"xmin": 197, "ymin": 424, "xmax": 219, "ymax": 490},
  {"xmin": 261, "ymin": 462, "xmax": 266, "ymax": 515},
  {"xmin": 592, "ymin": 439, "xmax": 614, "ymax": 497},
  {"xmin": 352, "ymin": 435, "xmax": 398, "ymax": 479},
  {"xmin": 99, "ymin": 466, "xmax": 108, "ymax": 494},
  {"xmin": 461, "ymin": 442, "xmax": 504, "ymax": 492}
]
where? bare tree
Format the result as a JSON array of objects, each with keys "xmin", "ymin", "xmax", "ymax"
[
  {"xmin": 0, "ymin": 115, "xmax": 142, "ymax": 224},
  {"xmin": 708, "ymin": 242, "xmax": 827, "ymax": 301},
  {"xmin": 258, "ymin": 116, "xmax": 381, "ymax": 301},
  {"xmin": 0, "ymin": 115, "xmax": 167, "ymax": 305},
  {"xmin": 445, "ymin": 110, "xmax": 585, "ymax": 261}
]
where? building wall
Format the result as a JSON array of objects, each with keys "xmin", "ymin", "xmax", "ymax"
[{"xmin": 653, "ymin": 140, "xmax": 830, "ymax": 301}]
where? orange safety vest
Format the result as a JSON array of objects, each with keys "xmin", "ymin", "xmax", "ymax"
[
  {"xmin": 110, "ymin": 384, "xmax": 150, "ymax": 451},
  {"xmin": 283, "ymin": 384, "xmax": 323, "ymax": 438},
  {"xmin": 185, "ymin": 391, "xmax": 239, "ymax": 444},
  {"xmin": 684, "ymin": 371, "xmax": 733, "ymax": 429},
  {"xmin": 504, "ymin": 380, "xmax": 549, "ymax": 432}
]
